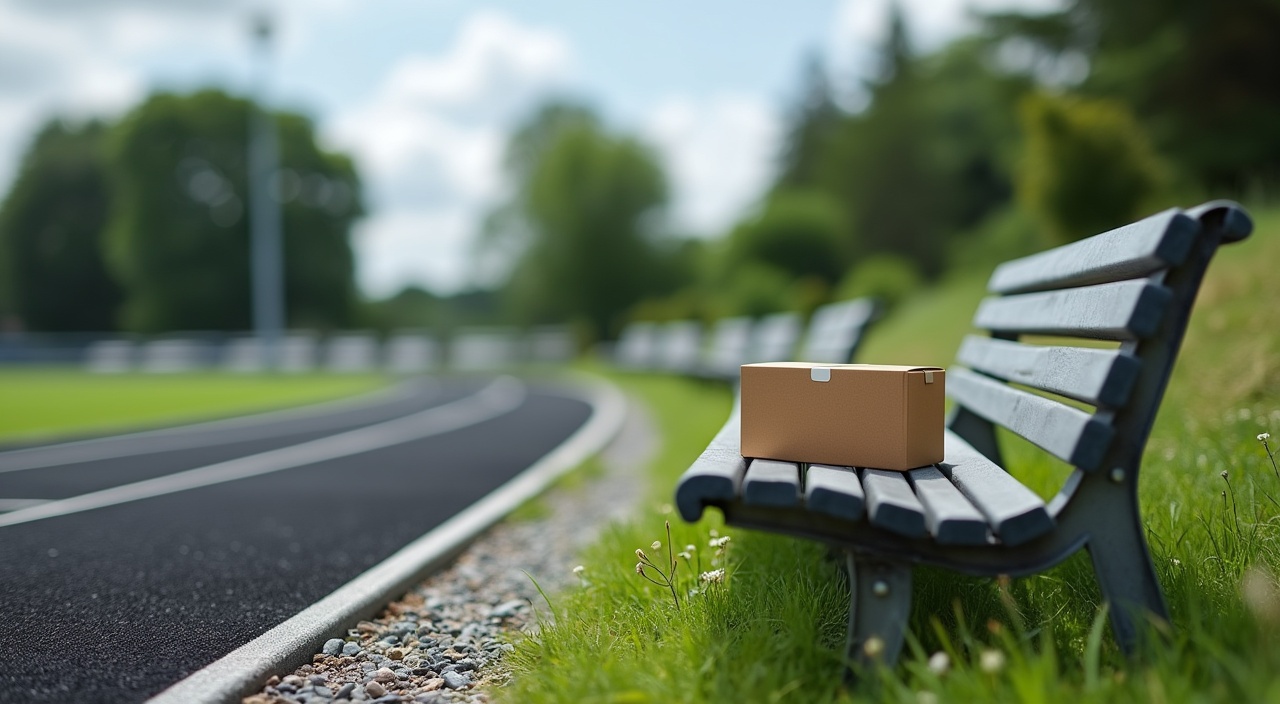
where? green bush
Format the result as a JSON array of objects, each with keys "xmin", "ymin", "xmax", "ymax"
[
  {"xmin": 1017, "ymin": 92, "xmax": 1168, "ymax": 243},
  {"xmin": 835, "ymin": 253, "xmax": 922, "ymax": 311},
  {"xmin": 725, "ymin": 191, "xmax": 847, "ymax": 286}
]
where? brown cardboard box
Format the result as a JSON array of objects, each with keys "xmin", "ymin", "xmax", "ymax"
[{"xmin": 740, "ymin": 362, "xmax": 945, "ymax": 471}]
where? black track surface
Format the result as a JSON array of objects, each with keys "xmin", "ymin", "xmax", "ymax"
[{"xmin": 0, "ymin": 377, "xmax": 591, "ymax": 703}]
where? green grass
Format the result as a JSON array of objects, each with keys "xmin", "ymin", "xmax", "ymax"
[
  {"xmin": 503, "ymin": 208, "xmax": 1280, "ymax": 703},
  {"xmin": 0, "ymin": 369, "xmax": 388, "ymax": 443}
]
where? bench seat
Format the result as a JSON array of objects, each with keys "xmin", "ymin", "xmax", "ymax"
[{"xmin": 677, "ymin": 405, "xmax": 1054, "ymax": 550}]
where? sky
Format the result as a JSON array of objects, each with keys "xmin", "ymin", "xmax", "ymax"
[{"xmin": 0, "ymin": 0, "xmax": 1057, "ymax": 298}]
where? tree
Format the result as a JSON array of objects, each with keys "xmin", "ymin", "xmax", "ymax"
[
  {"xmin": 724, "ymin": 191, "xmax": 847, "ymax": 286},
  {"xmin": 106, "ymin": 89, "xmax": 362, "ymax": 332},
  {"xmin": 1018, "ymin": 92, "xmax": 1166, "ymax": 242},
  {"xmin": 0, "ymin": 120, "xmax": 122, "ymax": 331},
  {"xmin": 986, "ymin": 0, "xmax": 1280, "ymax": 188},
  {"xmin": 774, "ymin": 55, "xmax": 843, "ymax": 192},
  {"xmin": 489, "ymin": 102, "xmax": 672, "ymax": 339}
]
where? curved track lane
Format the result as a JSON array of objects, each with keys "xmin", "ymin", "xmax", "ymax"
[{"xmin": 0, "ymin": 376, "xmax": 592, "ymax": 703}]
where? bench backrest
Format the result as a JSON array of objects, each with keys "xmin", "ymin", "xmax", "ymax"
[
  {"xmin": 798, "ymin": 298, "xmax": 880, "ymax": 364},
  {"xmin": 384, "ymin": 333, "xmax": 439, "ymax": 374},
  {"xmin": 615, "ymin": 321, "xmax": 659, "ymax": 370},
  {"xmin": 948, "ymin": 201, "xmax": 1253, "ymax": 500},
  {"xmin": 658, "ymin": 321, "xmax": 703, "ymax": 373},
  {"xmin": 750, "ymin": 312, "xmax": 803, "ymax": 364},
  {"xmin": 704, "ymin": 316, "xmax": 754, "ymax": 379}
]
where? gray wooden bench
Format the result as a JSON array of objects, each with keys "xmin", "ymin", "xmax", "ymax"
[{"xmin": 675, "ymin": 201, "xmax": 1253, "ymax": 672}]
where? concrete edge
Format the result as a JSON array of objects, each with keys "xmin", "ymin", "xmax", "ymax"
[{"xmin": 146, "ymin": 374, "xmax": 628, "ymax": 704}]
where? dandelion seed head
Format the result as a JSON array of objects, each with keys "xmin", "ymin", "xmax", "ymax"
[
  {"xmin": 699, "ymin": 569, "xmax": 725, "ymax": 584},
  {"xmin": 979, "ymin": 649, "xmax": 1005, "ymax": 673},
  {"xmin": 651, "ymin": 541, "xmax": 661, "ymax": 551},
  {"xmin": 927, "ymin": 651, "xmax": 949, "ymax": 675}
]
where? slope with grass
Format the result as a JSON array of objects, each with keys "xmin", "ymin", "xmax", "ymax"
[
  {"xmin": 504, "ymin": 207, "xmax": 1280, "ymax": 703},
  {"xmin": 0, "ymin": 370, "xmax": 387, "ymax": 445}
]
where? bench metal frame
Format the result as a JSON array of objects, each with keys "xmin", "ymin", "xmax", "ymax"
[{"xmin": 676, "ymin": 201, "xmax": 1254, "ymax": 674}]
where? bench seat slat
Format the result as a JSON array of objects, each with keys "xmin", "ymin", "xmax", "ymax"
[
  {"xmin": 861, "ymin": 469, "xmax": 927, "ymax": 538},
  {"xmin": 939, "ymin": 430, "xmax": 1055, "ymax": 546},
  {"xmin": 988, "ymin": 208, "xmax": 1198, "ymax": 294},
  {"xmin": 956, "ymin": 335, "xmax": 1141, "ymax": 408},
  {"xmin": 974, "ymin": 280, "xmax": 1172, "ymax": 341},
  {"xmin": 948, "ymin": 367, "xmax": 1114, "ymax": 471},
  {"xmin": 743, "ymin": 459, "xmax": 802, "ymax": 507},
  {"xmin": 675, "ymin": 411, "xmax": 746, "ymax": 522},
  {"xmin": 907, "ymin": 466, "xmax": 990, "ymax": 545},
  {"xmin": 804, "ymin": 464, "xmax": 865, "ymax": 521}
]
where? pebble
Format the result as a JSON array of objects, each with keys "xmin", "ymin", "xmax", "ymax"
[
  {"xmin": 335, "ymin": 682, "xmax": 356, "ymax": 699},
  {"xmin": 372, "ymin": 667, "xmax": 397, "ymax": 683},
  {"xmin": 441, "ymin": 671, "xmax": 468, "ymax": 690},
  {"xmin": 387, "ymin": 648, "xmax": 405, "ymax": 661},
  {"xmin": 342, "ymin": 641, "xmax": 362, "ymax": 657},
  {"xmin": 364, "ymin": 681, "xmax": 386, "ymax": 698},
  {"xmin": 489, "ymin": 600, "xmax": 525, "ymax": 618},
  {"xmin": 323, "ymin": 638, "xmax": 346, "ymax": 657}
]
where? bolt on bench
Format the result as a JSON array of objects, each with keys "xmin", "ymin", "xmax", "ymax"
[{"xmin": 675, "ymin": 201, "xmax": 1254, "ymax": 671}]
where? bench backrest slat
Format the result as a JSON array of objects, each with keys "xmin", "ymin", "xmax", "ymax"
[
  {"xmin": 988, "ymin": 208, "xmax": 1198, "ymax": 294},
  {"xmin": 705, "ymin": 316, "xmax": 754, "ymax": 377},
  {"xmin": 974, "ymin": 280, "xmax": 1173, "ymax": 341},
  {"xmin": 615, "ymin": 322, "xmax": 658, "ymax": 369},
  {"xmin": 949, "ymin": 367, "xmax": 1115, "ymax": 471},
  {"xmin": 956, "ymin": 335, "xmax": 1141, "ymax": 408},
  {"xmin": 799, "ymin": 298, "xmax": 878, "ymax": 364},
  {"xmin": 750, "ymin": 312, "xmax": 803, "ymax": 364},
  {"xmin": 659, "ymin": 321, "xmax": 703, "ymax": 373}
]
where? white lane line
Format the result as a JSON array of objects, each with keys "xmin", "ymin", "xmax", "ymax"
[
  {"xmin": 0, "ymin": 498, "xmax": 49, "ymax": 512},
  {"xmin": 0, "ymin": 378, "xmax": 437, "ymax": 475},
  {"xmin": 0, "ymin": 377, "xmax": 525, "ymax": 529},
  {"xmin": 147, "ymin": 373, "xmax": 627, "ymax": 704}
]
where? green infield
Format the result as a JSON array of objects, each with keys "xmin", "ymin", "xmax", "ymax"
[
  {"xmin": 505, "ymin": 206, "xmax": 1280, "ymax": 703},
  {"xmin": 0, "ymin": 370, "xmax": 389, "ymax": 444}
]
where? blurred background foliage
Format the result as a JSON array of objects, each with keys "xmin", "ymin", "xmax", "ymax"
[{"xmin": 1, "ymin": 0, "xmax": 1278, "ymax": 342}]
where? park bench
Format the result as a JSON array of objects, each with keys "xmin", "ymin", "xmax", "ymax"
[{"xmin": 675, "ymin": 201, "xmax": 1254, "ymax": 672}]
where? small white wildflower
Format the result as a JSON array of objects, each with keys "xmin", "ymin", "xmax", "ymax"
[
  {"xmin": 1172, "ymin": 558, "xmax": 1182, "ymax": 567},
  {"xmin": 658, "ymin": 503, "xmax": 673, "ymax": 514},
  {"xmin": 685, "ymin": 544, "xmax": 696, "ymax": 552},
  {"xmin": 677, "ymin": 552, "xmax": 691, "ymax": 560},
  {"xmin": 572, "ymin": 565, "xmax": 585, "ymax": 575},
  {"xmin": 699, "ymin": 569, "xmax": 725, "ymax": 584},
  {"xmin": 709, "ymin": 529, "xmax": 719, "ymax": 538},
  {"xmin": 916, "ymin": 692, "xmax": 940, "ymax": 704},
  {"xmin": 1261, "ymin": 432, "xmax": 1272, "ymax": 442},
  {"xmin": 709, "ymin": 536, "xmax": 732, "ymax": 548},
  {"xmin": 863, "ymin": 636, "xmax": 885, "ymax": 658},
  {"xmin": 635, "ymin": 562, "xmax": 645, "ymax": 575},
  {"xmin": 927, "ymin": 651, "xmax": 950, "ymax": 675},
  {"xmin": 979, "ymin": 649, "xmax": 1005, "ymax": 673},
  {"xmin": 651, "ymin": 541, "xmax": 662, "ymax": 551},
  {"xmin": 635, "ymin": 548, "xmax": 647, "ymax": 560}
]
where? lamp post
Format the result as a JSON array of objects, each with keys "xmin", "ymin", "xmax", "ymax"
[{"xmin": 247, "ymin": 13, "xmax": 285, "ymax": 370}]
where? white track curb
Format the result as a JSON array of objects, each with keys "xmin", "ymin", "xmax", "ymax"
[{"xmin": 147, "ymin": 374, "xmax": 627, "ymax": 704}]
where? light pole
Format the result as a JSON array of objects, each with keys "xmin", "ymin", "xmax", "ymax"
[{"xmin": 248, "ymin": 13, "xmax": 285, "ymax": 370}]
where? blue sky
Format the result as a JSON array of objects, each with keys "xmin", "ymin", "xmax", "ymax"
[{"xmin": 0, "ymin": 0, "xmax": 1054, "ymax": 297}]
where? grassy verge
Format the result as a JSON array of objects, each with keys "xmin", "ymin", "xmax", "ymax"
[
  {"xmin": 0, "ymin": 369, "xmax": 388, "ymax": 444},
  {"xmin": 504, "ymin": 208, "xmax": 1280, "ymax": 703}
]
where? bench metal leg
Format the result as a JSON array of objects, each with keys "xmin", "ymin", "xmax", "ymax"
[
  {"xmin": 844, "ymin": 553, "xmax": 913, "ymax": 679},
  {"xmin": 1084, "ymin": 494, "xmax": 1170, "ymax": 653}
]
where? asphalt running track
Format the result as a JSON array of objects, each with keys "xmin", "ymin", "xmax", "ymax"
[{"xmin": 0, "ymin": 376, "xmax": 593, "ymax": 703}]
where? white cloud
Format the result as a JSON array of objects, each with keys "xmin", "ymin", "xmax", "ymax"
[
  {"xmin": 325, "ymin": 10, "xmax": 574, "ymax": 297},
  {"xmin": 643, "ymin": 94, "xmax": 781, "ymax": 237}
]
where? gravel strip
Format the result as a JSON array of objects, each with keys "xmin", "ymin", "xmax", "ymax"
[{"xmin": 242, "ymin": 396, "xmax": 655, "ymax": 704}]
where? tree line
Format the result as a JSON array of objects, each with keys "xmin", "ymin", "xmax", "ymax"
[{"xmin": 0, "ymin": 90, "xmax": 362, "ymax": 333}]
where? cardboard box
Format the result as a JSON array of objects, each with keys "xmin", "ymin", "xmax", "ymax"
[{"xmin": 740, "ymin": 362, "xmax": 945, "ymax": 471}]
